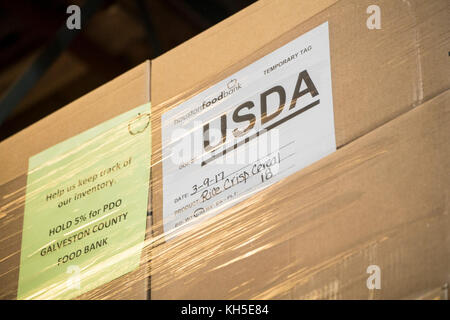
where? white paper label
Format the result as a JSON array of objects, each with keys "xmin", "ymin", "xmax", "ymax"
[{"xmin": 161, "ymin": 22, "xmax": 335, "ymax": 239}]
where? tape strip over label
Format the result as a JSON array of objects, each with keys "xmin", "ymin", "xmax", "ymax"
[{"xmin": 161, "ymin": 22, "xmax": 335, "ymax": 239}]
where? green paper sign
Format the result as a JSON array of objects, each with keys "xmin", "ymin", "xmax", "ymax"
[{"xmin": 18, "ymin": 103, "xmax": 151, "ymax": 300}]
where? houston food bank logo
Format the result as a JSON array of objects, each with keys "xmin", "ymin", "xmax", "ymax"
[
  {"xmin": 173, "ymin": 79, "xmax": 242, "ymax": 127},
  {"xmin": 202, "ymin": 78, "xmax": 241, "ymax": 109}
]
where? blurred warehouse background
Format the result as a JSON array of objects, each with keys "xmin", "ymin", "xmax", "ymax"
[{"xmin": 0, "ymin": 0, "xmax": 256, "ymax": 141}]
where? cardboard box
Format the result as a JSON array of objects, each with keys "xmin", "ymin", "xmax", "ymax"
[
  {"xmin": 1, "ymin": 0, "xmax": 448, "ymax": 300},
  {"xmin": 150, "ymin": 0, "xmax": 449, "ymax": 299},
  {"xmin": 150, "ymin": 90, "xmax": 449, "ymax": 299},
  {"xmin": 0, "ymin": 61, "xmax": 151, "ymax": 300}
]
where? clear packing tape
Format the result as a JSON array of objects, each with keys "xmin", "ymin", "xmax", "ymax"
[{"xmin": 1, "ymin": 0, "xmax": 449, "ymax": 300}]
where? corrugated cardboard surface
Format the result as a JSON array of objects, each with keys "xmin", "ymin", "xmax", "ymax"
[
  {"xmin": 0, "ymin": 61, "xmax": 151, "ymax": 300},
  {"xmin": 150, "ymin": 0, "xmax": 449, "ymax": 299},
  {"xmin": 0, "ymin": 0, "xmax": 448, "ymax": 300},
  {"xmin": 151, "ymin": 0, "xmax": 450, "ymax": 233},
  {"xmin": 151, "ymin": 0, "xmax": 449, "ymax": 141},
  {"xmin": 151, "ymin": 89, "xmax": 449, "ymax": 299}
]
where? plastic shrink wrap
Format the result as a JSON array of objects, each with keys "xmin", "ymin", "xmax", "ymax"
[{"xmin": 0, "ymin": 0, "xmax": 449, "ymax": 299}]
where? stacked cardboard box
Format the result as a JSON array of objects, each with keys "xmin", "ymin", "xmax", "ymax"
[
  {"xmin": 0, "ymin": 0, "xmax": 448, "ymax": 300},
  {"xmin": 149, "ymin": 0, "xmax": 449, "ymax": 299},
  {"xmin": 0, "ymin": 61, "xmax": 151, "ymax": 299}
]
